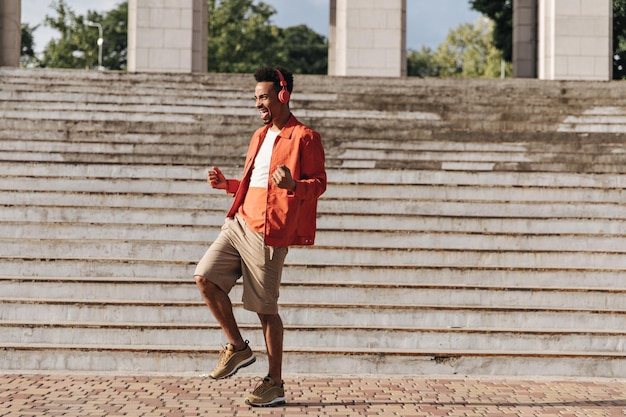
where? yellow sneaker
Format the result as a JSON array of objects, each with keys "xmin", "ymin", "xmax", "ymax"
[
  {"xmin": 209, "ymin": 341, "xmax": 255, "ymax": 379},
  {"xmin": 245, "ymin": 376, "xmax": 286, "ymax": 407}
]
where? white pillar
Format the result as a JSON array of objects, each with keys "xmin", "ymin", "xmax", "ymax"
[
  {"xmin": 329, "ymin": 0, "xmax": 406, "ymax": 77},
  {"xmin": 128, "ymin": 0, "xmax": 207, "ymax": 73},
  {"xmin": 538, "ymin": 0, "xmax": 612, "ymax": 80},
  {"xmin": 0, "ymin": 0, "xmax": 21, "ymax": 67}
]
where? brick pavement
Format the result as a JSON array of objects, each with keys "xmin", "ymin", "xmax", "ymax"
[{"xmin": 0, "ymin": 373, "xmax": 625, "ymax": 417}]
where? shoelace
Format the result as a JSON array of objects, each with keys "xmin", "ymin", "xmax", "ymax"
[
  {"xmin": 251, "ymin": 377, "xmax": 274, "ymax": 395},
  {"xmin": 217, "ymin": 345, "xmax": 233, "ymax": 365}
]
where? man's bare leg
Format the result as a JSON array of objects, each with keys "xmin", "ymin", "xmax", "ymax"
[
  {"xmin": 195, "ymin": 275, "xmax": 246, "ymax": 350},
  {"xmin": 258, "ymin": 312, "xmax": 284, "ymax": 383}
]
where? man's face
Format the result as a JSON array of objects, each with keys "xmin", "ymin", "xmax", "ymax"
[{"xmin": 255, "ymin": 81, "xmax": 281, "ymax": 125}]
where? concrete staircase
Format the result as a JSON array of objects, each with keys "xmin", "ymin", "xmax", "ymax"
[{"xmin": 2, "ymin": 67, "xmax": 626, "ymax": 377}]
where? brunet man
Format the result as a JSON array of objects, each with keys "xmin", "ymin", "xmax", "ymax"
[{"xmin": 194, "ymin": 66, "xmax": 327, "ymax": 407}]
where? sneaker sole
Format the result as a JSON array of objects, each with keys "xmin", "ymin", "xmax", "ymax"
[
  {"xmin": 246, "ymin": 396, "xmax": 286, "ymax": 408},
  {"xmin": 210, "ymin": 355, "xmax": 256, "ymax": 380}
]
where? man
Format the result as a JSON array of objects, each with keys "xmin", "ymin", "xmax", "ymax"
[{"xmin": 194, "ymin": 66, "xmax": 327, "ymax": 407}]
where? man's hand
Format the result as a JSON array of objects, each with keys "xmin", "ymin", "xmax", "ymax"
[
  {"xmin": 208, "ymin": 167, "xmax": 227, "ymax": 190},
  {"xmin": 272, "ymin": 165, "xmax": 296, "ymax": 191}
]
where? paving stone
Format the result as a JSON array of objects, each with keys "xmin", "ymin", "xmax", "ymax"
[{"xmin": 0, "ymin": 373, "xmax": 625, "ymax": 416}]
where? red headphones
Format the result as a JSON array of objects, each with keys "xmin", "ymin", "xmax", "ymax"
[{"xmin": 275, "ymin": 68, "xmax": 290, "ymax": 103}]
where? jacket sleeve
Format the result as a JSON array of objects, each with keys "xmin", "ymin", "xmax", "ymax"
[
  {"xmin": 225, "ymin": 179, "xmax": 240, "ymax": 195},
  {"xmin": 292, "ymin": 130, "xmax": 327, "ymax": 201}
]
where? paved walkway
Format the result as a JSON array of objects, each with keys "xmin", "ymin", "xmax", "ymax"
[{"xmin": 1, "ymin": 373, "xmax": 625, "ymax": 416}]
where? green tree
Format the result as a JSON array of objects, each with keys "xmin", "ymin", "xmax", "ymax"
[
  {"xmin": 208, "ymin": 0, "xmax": 281, "ymax": 73},
  {"xmin": 20, "ymin": 23, "xmax": 39, "ymax": 67},
  {"xmin": 207, "ymin": 0, "xmax": 328, "ymax": 74},
  {"xmin": 99, "ymin": 2, "xmax": 128, "ymax": 70},
  {"xmin": 468, "ymin": 0, "xmax": 511, "ymax": 62},
  {"xmin": 277, "ymin": 24, "xmax": 327, "ymax": 75},
  {"xmin": 40, "ymin": 0, "xmax": 127, "ymax": 70},
  {"xmin": 614, "ymin": 0, "xmax": 626, "ymax": 79},
  {"xmin": 407, "ymin": 46, "xmax": 437, "ymax": 77},
  {"xmin": 414, "ymin": 18, "xmax": 510, "ymax": 78},
  {"xmin": 40, "ymin": 0, "xmax": 94, "ymax": 68}
]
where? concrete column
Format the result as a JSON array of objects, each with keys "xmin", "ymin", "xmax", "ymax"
[
  {"xmin": 538, "ymin": 0, "xmax": 612, "ymax": 80},
  {"xmin": 329, "ymin": 0, "xmax": 406, "ymax": 77},
  {"xmin": 513, "ymin": 0, "xmax": 537, "ymax": 78},
  {"xmin": 128, "ymin": 0, "xmax": 207, "ymax": 73},
  {"xmin": 0, "ymin": 0, "xmax": 21, "ymax": 67}
]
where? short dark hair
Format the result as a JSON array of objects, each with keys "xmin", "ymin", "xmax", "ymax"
[{"xmin": 254, "ymin": 66, "xmax": 293, "ymax": 95}]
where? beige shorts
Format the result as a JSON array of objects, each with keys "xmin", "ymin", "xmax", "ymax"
[{"xmin": 194, "ymin": 215, "xmax": 288, "ymax": 314}]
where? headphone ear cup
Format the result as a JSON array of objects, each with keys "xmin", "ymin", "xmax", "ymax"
[
  {"xmin": 278, "ymin": 88, "xmax": 290, "ymax": 103},
  {"xmin": 275, "ymin": 68, "xmax": 290, "ymax": 103}
]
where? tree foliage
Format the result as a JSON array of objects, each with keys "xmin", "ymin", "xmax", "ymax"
[
  {"xmin": 407, "ymin": 18, "xmax": 510, "ymax": 78},
  {"xmin": 100, "ymin": 2, "xmax": 128, "ymax": 70},
  {"xmin": 39, "ymin": 0, "xmax": 127, "ymax": 70},
  {"xmin": 614, "ymin": 0, "xmax": 626, "ymax": 79},
  {"xmin": 40, "ymin": 0, "xmax": 97, "ymax": 69},
  {"xmin": 207, "ymin": 0, "xmax": 327, "ymax": 74},
  {"xmin": 207, "ymin": 0, "xmax": 278, "ymax": 73},
  {"xmin": 468, "ymin": 0, "xmax": 512, "ymax": 62},
  {"xmin": 407, "ymin": 46, "xmax": 437, "ymax": 78},
  {"xmin": 278, "ymin": 24, "xmax": 327, "ymax": 75},
  {"xmin": 20, "ymin": 23, "xmax": 39, "ymax": 67}
]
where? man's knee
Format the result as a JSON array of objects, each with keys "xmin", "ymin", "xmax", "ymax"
[
  {"xmin": 258, "ymin": 312, "xmax": 282, "ymax": 325},
  {"xmin": 194, "ymin": 274, "xmax": 216, "ymax": 291}
]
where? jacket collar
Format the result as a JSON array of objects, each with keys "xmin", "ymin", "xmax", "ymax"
[{"xmin": 261, "ymin": 113, "xmax": 299, "ymax": 140}]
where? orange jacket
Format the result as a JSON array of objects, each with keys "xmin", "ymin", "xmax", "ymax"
[{"xmin": 224, "ymin": 114, "xmax": 327, "ymax": 247}]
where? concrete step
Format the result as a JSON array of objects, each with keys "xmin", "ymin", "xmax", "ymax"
[
  {"xmin": 3, "ymin": 122, "xmax": 623, "ymax": 152},
  {"xmin": 2, "ymin": 298, "xmax": 625, "ymax": 329},
  {"xmin": 6, "ymin": 198, "xmax": 626, "ymax": 223},
  {"xmin": 9, "ymin": 181, "xmax": 626, "ymax": 207},
  {"xmin": 4, "ymin": 239, "xmax": 626, "ymax": 270},
  {"xmin": 5, "ymin": 177, "xmax": 626, "ymax": 205},
  {"xmin": 336, "ymin": 146, "xmax": 626, "ymax": 165},
  {"xmin": 3, "ymin": 222, "xmax": 626, "ymax": 255},
  {"xmin": 6, "ymin": 215, "xmax": 626, "ymax": 240},
  {"xmin": 3, "ymin": 344, "xmax": 626, "ymax": 376},
  {"xmin": 0, "ymin": 92, "xmax": 578, "ymax": 124},
  {"xmin": 0, "ymin": 90, "xmax": 253, "ymax": 107},
  {"xmin": 0, "ymin": 106, "xmax": 444, "ymax": 129},
  {"xmin": 0, "ymin": 150, "xmax": 243, "ymax": 166},
  {"xmin": 0, "ymin": 139, "xmax": 251, "ymax": 160},
  {"xmin": 2, "ymin": 71, "xmax": 625, "ymax": 145},
  {"xmin": 0, "ymin": 92, "xmax": 371, "ymax": 116},
  {"xmin": 0, "ymin": 128, "xmax": 250, "ymax": 145},
  {"xmin": 11, "ymin": 139, "xmax": 626, "ymax": 168},
  {"xmin": 1, "ymin": 321, "xmax": 623, "ymax": 353},
  {"xmin": 6, "ymin": 202, "xmax": 626, "ymax": 235},
  {"xmin": 0, "ymin": 71, "xmax": 536, "ymax": 104},
  {"xmin": 6, "ymin": 162, "xmax": 626, "ymax": 188},
  {"xmin": 2, "ymin": 278, "xmax": 623, "ymax": 309},
  {"xmin": 0, "ymin": 72, "xmax": 600, "ymax": 107},
  {"xmin": 335, "ymin": 137, "xmax": 626, "ymax": 154},
  {"xmin": 0, "ymin": 115, "xmax": 254, "ymax": 136},
  {"xmin": 4, "ymin": 262, "xmax": 626, "ymax": 289},
  {"xmin": 4, "ymin": 67, "xmax": 626, "ymax": 101}
]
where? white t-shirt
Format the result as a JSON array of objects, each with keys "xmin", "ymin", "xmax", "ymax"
[{"xmin": 249, "ymin": 128, "xmax": 280, "ymax": 188}]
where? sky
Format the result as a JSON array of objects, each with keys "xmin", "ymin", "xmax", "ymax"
[{"xmin": 22, "ymin": 0, "xmax": 482, "ymax": 55}]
